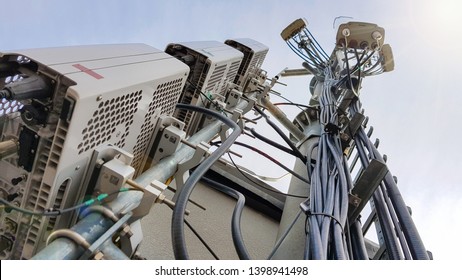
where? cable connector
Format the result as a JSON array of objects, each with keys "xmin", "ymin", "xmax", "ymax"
[
  {"xmin": 1, "ymin": 75, "xmax": 51, "ymax": 101},
  {"xmin": 324, "ymin": 123, "xmax": 340, "ymax": 134},
  {"xmin": 300, "ymin": 198, "xmax": 311, "ymax": 214}
]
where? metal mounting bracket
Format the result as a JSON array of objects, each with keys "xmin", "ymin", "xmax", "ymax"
[
  {"xmin": 173, "ymin": 141, "xmax": 210, "ymax": 201},
  {"xmin": 348, "ymin": 159, "xmax": 388, "ymax": 223}
]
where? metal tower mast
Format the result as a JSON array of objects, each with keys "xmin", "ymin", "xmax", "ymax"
[{"xmin": 272, "ymin": 19, "xmax": 429, "ymax": 259}]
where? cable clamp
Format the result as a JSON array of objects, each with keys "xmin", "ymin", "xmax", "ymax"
[
  {"xmin": 324, "ymin": 122, "xmax": 340, "ymax": 134},
  {"xmin": 81, "ymin": 205, "xmax": 133, "ymax": 238},
  {"xmin": 46, "ymin": 229, "xmax": 98, "ymax": 258},
  {"xmin": 299, "ymin": 198, "xmax": 311, "ymax": 214},
  {"xmin": 174, "ymin": 142, "xmax": 209, "ymax": 201},
  {"xmin": 45, "ymin": 208, "xmax": 60, "ymax": 215}
]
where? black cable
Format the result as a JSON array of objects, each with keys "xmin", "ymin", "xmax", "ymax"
[
  {"xmin": 185, "ymin": 80, "xmax": 223, "ymax": 112},
  {"xmin": 163, "ymin": 188, "xmax": 220, "ymax": 260},
  {"xmin": 201, "ymin": 177, "xmax": 251, "ymax": 260},
  {"xmin": 0, "ymin": 198, "xmax": 66, "ymax": 216},
  {"xmin": 306, "ymin": 211, "xmax": 345, "ymax": 234},
  {"xmin": 306, "ymin": 142, "xmax": 319, "ymax": 183},
  {"xmin": 171, "ymin": 103, "xmax": 241, "ymax": 260},
  {"xmin": 226, "ymin": 151, "xmax": 308, "ymax": 199},
  {"xmin": 343, "ymin": 46, "xmax": 355, "ymax": 92},
  {"xmin": 0, "ymin": 188, "xmax": 134, "ymax": 217},
  {"xmin": 354, "ymin": 48, "xmax": 364, "ymax": 82},
  {"xmin": 273, "ymin": 102, "xmax": 317, "ymax": 110},
  {"xmin": 184, "ymin": 218, "xmax": 220, "ymax": 260},
  {"xmin": 267, "ymin": 209, "xmax": 302, "ymax": 259},
  {"xmin": 339, "ymin": 50, "xmax": 376, "ymax": 86},
  {"xmin": 211, "ymin": 140, "xmax": 309, "ymax": 184},
  {"xmin": 247, "ymin": 127, "xmax": 297, "ymax": 158},
  {"xmin": 268, "ymin": 89, "xmax": 318, "ymax": 114},
  {"xmin": 253, "ymin": 105, "xmax": 307, "ymax": 163},
  {"xmin": 305, "ymin": 28, "xmax": 330, "ymax": 60},
  {"xmin": 303, "ymin": 219, "xmax": 310, "ymax": 260}
]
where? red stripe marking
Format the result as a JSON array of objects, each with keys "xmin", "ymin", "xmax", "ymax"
[{"xmin": 72, "ymin": 64, "xmax": 104, "ymax": 80}]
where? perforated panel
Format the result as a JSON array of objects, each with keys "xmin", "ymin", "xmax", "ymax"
[
  {"xmin": 204, "ymin": 64, "xmax": 227, "ymax": 93},
  {"xmin": 130, "ymin": 78, "xmax": 184, "ymax": 172},
  {"xmin": 77, "ymin": 91, "xmax": 142, "ymax": 154},
  {"xmin": 223, "ymin": 60, "xmax": 241, "ymax": 95}
]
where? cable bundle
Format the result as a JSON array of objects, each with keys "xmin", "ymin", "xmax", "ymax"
[{"xmin": 305, "ymin": 68, "xmax": 353, "ymax": 259}]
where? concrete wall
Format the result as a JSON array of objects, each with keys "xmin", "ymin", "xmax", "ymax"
[{"xmin": 139, "ymin": 181, "xmax": 279, "ymax": 259}]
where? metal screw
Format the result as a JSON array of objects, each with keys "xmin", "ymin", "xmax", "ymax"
[
  {"xmin": 93, "ymin": 251, "xmax": 104, "ymax": 260},
  {"xmin": 97, "ymin": 95, "xmax": 103, "ymax": 101},
  {"xmin": 340, "ymin": 133, "xmax": 350, "ymax": 141}
]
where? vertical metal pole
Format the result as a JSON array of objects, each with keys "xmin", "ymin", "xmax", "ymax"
[{"xmin": 271, "ymin": 119, "xmax": 320, "ymax": 259}]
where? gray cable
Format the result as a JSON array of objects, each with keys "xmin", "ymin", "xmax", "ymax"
[
  {"xmin": 171, "ymin": 103, "xmax": 241, "ymax": 260},
  {"xmin": 200, "ymin": 177, "xmax": 251, "ymax": 260}
]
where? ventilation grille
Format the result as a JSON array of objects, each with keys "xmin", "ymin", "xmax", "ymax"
[
  {"xmin": 175, "ymin": 62, "xmax": 209, "ymax": 133},
  {"xmin": 24, "ymin": 181, "xmax": 53, "ymax": 249},
  {"xmin": 204, "ymin": 64, "xmax": 227, "ymax": 93},
  {"xmin": 234, "ymin": 49, "xmax": 268, "ymax": 85},
  {"xmin": 78, "ymin": 91, "xmax": 142, "ymax": 154},
  {"xmin": 131, "ymin": 79, "xmax": 184, "ymax": 172},
  {"xmin": 250, "ymin": 51, "xmax": 268, "ymax": 72},
  {"xmin": 46, "ymin": 181, "xmax": 68, "ymax": 231},
  {"xmin": 223, "ymin": 60, "xmax": 241, "ymax": 95},
  {"xmin": 157, "ymin": 79, "xmax": 184, "ymax": 115},
  {"xmin": 48, "ymin": 122, "xmax": 68, "ymax": 169},
  {"xmin": 24, "ymin": 130, "xmax": 67, "ymax": 253},
  {"xmin": 26, "ymin": 140, "xmax": 52, "ymax": 210},
  {"xmin": 235, "ymin": 48, "xmax": 252, "ymax": 84}
]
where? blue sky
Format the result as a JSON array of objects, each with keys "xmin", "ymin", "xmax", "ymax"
[{"xmin": 1, "ymin": 0, "xmax": 461, "ymax": 260}]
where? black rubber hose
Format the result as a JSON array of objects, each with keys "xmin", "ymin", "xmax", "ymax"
[
  {"xmin": 171, "ymin": 104, "xmax": 241, "ymax": 260},
  {"xmin": 201, "ymin": 177, "xmax": 251, "ymax": 260}
]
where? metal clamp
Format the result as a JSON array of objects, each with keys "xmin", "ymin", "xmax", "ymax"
[
  {"xmin": 46, "ymin": 229, "xmax": 104, "ymax": 259},
  {"xmin": 46, "ymin": 229, "xmax": 90, "ymax": 248},
  {"xmin": 173, "ymin": 142, "xmax": 210, "ymax": 201},
  {"xmin": 82, "ymin": 205, "xmax": 133, "ymax": 237},
  {"xmin": 78, "ymin": 211, "xmax": 134, "ymax": 260}
]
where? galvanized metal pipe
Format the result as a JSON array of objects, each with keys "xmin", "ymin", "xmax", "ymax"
[
  {"xmin": 32, "ymin": 120, "xmax": 223, "ymax": 259},
  {"xmin": 0, "ymin": 139, "xmax": 17, "ymax": 160},
  {"xmin": 260, "ymin": 97, "xmax": 306, "ymax": 141},
  {"xmin": 100, "ymin": 240, "xmax": 130, "ymax": 260},
  {"xmin": 32, "ymin": 98, "xmax": 253, "ymax": 260},
  {"xmin": 271, "ymin": 118, "xmax": 320, "ymax": 259}
]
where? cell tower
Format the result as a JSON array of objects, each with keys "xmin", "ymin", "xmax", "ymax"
[
  {"xmin": 0, "ymin": 18, "xmax": 429, "ymax": 260},
  {"xmin": 273, "ymin": 19, "xmax": 429, "ymax": 259}
]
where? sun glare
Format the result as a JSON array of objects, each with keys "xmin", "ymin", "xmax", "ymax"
[{"xmin": 416, "ymin": 0, "xmax": 462, "ymax": 51}]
